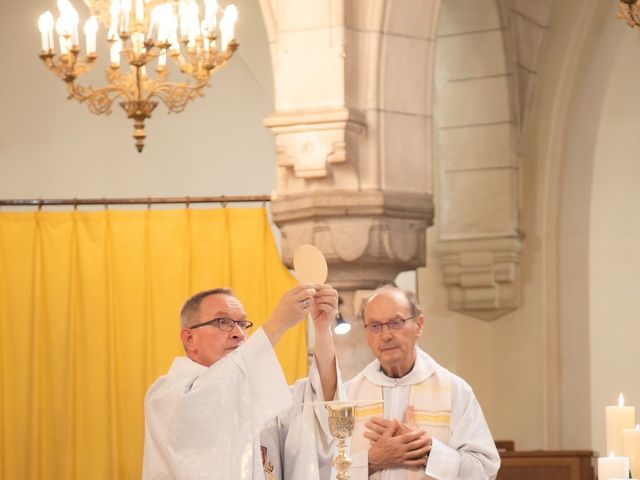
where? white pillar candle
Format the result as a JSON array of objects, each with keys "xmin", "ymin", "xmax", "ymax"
[
  {"xmin": 607, "ymin": 393, "xmax": 636, "ymax": 455},
  {"xmin": 598, "ymin": 454, "xmax": 630, "ymax": 480},
  {"xmin": 624, "ymin": 425, "xmax": 640, "ymax": 478}
]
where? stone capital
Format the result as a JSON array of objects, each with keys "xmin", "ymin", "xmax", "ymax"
[{"xmin": 272, "ymin": 190, "xmax": 433, "ymax": 291}]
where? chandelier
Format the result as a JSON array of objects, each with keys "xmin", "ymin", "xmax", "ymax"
[
  {"xmin": 618, "ymin": 0, "xmax": 640, "ymax": 27},
  {"xmin": 37, "ymin": 0, "xmax": 239, "ymax": 152}
]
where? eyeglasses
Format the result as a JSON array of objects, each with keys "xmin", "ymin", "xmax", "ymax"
[
  {"xmin": 363, "ymin": 316, "xmax": 416, "ymax": 334},
  {"xmin": 189, "ymin": 317, "xmax": 254, "ymax": 332}
]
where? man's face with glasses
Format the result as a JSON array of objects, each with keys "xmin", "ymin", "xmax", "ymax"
[
  {"xmin": 363, "ymin": 290, "xmax": 424, "ymax": 378},
  {"xmin": 181, "ymin": 293, "xmax": 250, "ymax": 367}
]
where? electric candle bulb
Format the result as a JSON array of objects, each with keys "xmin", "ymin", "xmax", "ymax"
[
  {"xmin": 187, "ymin": 1, "xmax": 199, "ymax": 48},
  {"xmin": 38, "ymin": 11, "xmax": 55, "ymax": 51},
  {"xmin": 56, "ymin": 0, "xmax": 72, "ymax": 22},
  {"xmin": 108, "ymin": 0, "xmax": 121, "ymax": 40},
  {"xmin": 219, "ymin": 18, "xmax": 228, "ymax": 50},
  {"xmin": 56, "ymin": 16, "xmax": 69, "ymax": 54},
  {"xmin": 110, "ymin": 39, "xmax": 122, "ymax": 65},
  {"xmin": 225, "ymin": 4, "xmax": 237, "ymax": 39},
  {"xmin": 84, "ymin": 16, "xmax": 98, "ymax": 55},
  {"xmin": 147, "ymin": 5, "xmax": 162, "ymax": 41},
  {"xmin": 156, "ymin": 4, "xmax": 173, "ymax": 44},
  {"xmin": 178, "ymin": 0, "xmax": 189, "ymax": 41},
  {"xmin": 220, "ymin": 4, "xmax": 237, "ymax": 50},
  {"xmin": 204, "ymin": 0, "xmax": 217, "ymax": 33},
  {"xmin": 56, "ymin": 0, "xmax": 72, "ymax": 12},
  {"xmin": 67, "ymin": 6, "xmax": 79, "ymax": 46},
  {"xmin": 135, "ymin": 0, "xmax": 144, "ymax": 23},
  {"xmin": 120, "ymin": 0, "xmax": 131, "ymax": 33},
  {"xmin": 201, "ymin": 20, "xmax": 210, "ymax": 51},
  {"xmin": 168, "ymin": 13, "xmax": 179, "ymax": 52}
]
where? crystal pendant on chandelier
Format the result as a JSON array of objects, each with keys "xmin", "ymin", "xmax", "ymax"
[{"xmin": 37, "ymin": 0, "xmax": 239, "ymax": 152}]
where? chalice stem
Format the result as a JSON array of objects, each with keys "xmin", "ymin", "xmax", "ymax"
[{"xmin": 334, "ymin": 437, "xmax": 352, "ymax": 480}]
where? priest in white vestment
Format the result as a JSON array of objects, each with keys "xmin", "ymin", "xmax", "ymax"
[
  {"xmin": 142, "ymin": 284, "xmax": 339, "ymax": 480},
  {"xmin": 343, "ymin": 286, "xmax": 500, "ymax": 480}
]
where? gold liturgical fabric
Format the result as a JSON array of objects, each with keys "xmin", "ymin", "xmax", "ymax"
[{"xmin": 0, "ymin": 207, "xmax": 304, "ymax": 480}]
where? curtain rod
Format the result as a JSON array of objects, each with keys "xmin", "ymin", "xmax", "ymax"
[{"xmin": 0, "ymin": 195, "xmax": 272, "ymax": 208}]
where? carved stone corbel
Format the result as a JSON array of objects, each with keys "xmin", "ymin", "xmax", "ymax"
[
  {"xmin": 437, "ymin": 236, "xmax": 523, "ymax": 320},
  {"xmin": 264, "ymin": 108, "xmax": 366, "ymax": 183}
]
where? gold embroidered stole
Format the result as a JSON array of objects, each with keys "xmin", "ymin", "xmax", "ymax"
[{"xmin": 348, "ymin": 367, "xmax": 451, "ymax": 479}]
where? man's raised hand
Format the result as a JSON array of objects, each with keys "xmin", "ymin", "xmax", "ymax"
[{"xmin": 263, "ymin": 284, "xmax": 317, "ymax": 345}]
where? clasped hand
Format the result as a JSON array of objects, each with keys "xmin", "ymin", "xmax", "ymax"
[{"xmin": 365, "ymin": 406, "xmax": 432, "ymax": 473}]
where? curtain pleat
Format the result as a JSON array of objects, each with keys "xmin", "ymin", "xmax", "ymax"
[{"xmin": 0, "ymin": 207, "xmax": 305, "ymax": 480}]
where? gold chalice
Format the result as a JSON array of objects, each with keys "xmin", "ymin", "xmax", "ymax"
[{"xmin": 326, "ymin": 401, "xmax": 356, "ymax": 480}]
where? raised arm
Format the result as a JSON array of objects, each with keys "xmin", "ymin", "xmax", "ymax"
[
  {"xmin": 262, "ymin": 284, "xmax": 319, "ymax": 346},
  {"xmin": 309, "ymin": 285, "xmax": 339, "ymax": 401}
]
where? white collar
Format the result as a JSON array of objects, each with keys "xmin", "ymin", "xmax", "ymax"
[
  {"xmin": 362, "ymin": 348, "xmax": 438, "ymax": 387},
  {"xmin": 168, "ymin": 356, "xmax": 209, "ymax": 376}
]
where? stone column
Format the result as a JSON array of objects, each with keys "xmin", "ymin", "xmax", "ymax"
[
  {"xmin": 434, "ymin": 0, "xmax": 524, "ymax": 320},
  {"xmin": 260, "ymin": 0, "xmax": 439, "ymax": 376}
]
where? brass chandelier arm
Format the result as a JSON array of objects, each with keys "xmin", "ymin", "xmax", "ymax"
[
  {"xmin": 40, "ymin": 50, "xmax": 96, "ymax": 85},
  {"xmin": 65, "ymin": 77, "xmax": 130, "ymax": 115},
  {"xmin": 149, "ymin": 77, "xmax": 210, "ymax": 113},
  {"xmin": 619, "ymin": 1, "xmax": 640, "ymax": 27}
]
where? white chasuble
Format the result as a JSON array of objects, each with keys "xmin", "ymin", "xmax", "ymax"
[
  {"xmin": 142, "ymin": 328, "xmax": 292, "ymax": 480},
  {"xmin": 259, "ymin": 358, "xmax": 338, "ymax": 480},
  {"xmin": 343, "ymin": 348, "xmax": 500, "ymax": 480}
]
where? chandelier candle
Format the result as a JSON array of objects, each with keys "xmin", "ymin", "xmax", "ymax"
[{"xmin": 37, "ymin": 0, "xmax": 239, "ymax": 152}]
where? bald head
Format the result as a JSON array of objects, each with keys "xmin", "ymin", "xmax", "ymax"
[
  {"xmin": 360, "ymin": 286, "xmax": 424, "ymax": 378},
  {"xmin": 360, "ymin": 285, "xmax": 422, "ymax": 322}
]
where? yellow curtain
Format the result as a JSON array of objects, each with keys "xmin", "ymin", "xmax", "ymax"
[{"xmin": 0, "ymin": 207, "xmax": 306, "ymax": 480}]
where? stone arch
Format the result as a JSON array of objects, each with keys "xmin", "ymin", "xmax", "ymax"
[{"xmin": 516, "ymin": 0, "xmax": 613, "ymax": 448}]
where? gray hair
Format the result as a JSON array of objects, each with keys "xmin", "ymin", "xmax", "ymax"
[
  {"xmin": 358, "ymin": 284, "xmax": 422, "ymax": 321},
  {"xmin": 180, "ymin": 288, "xmax": 235, "ymax": 328}
]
